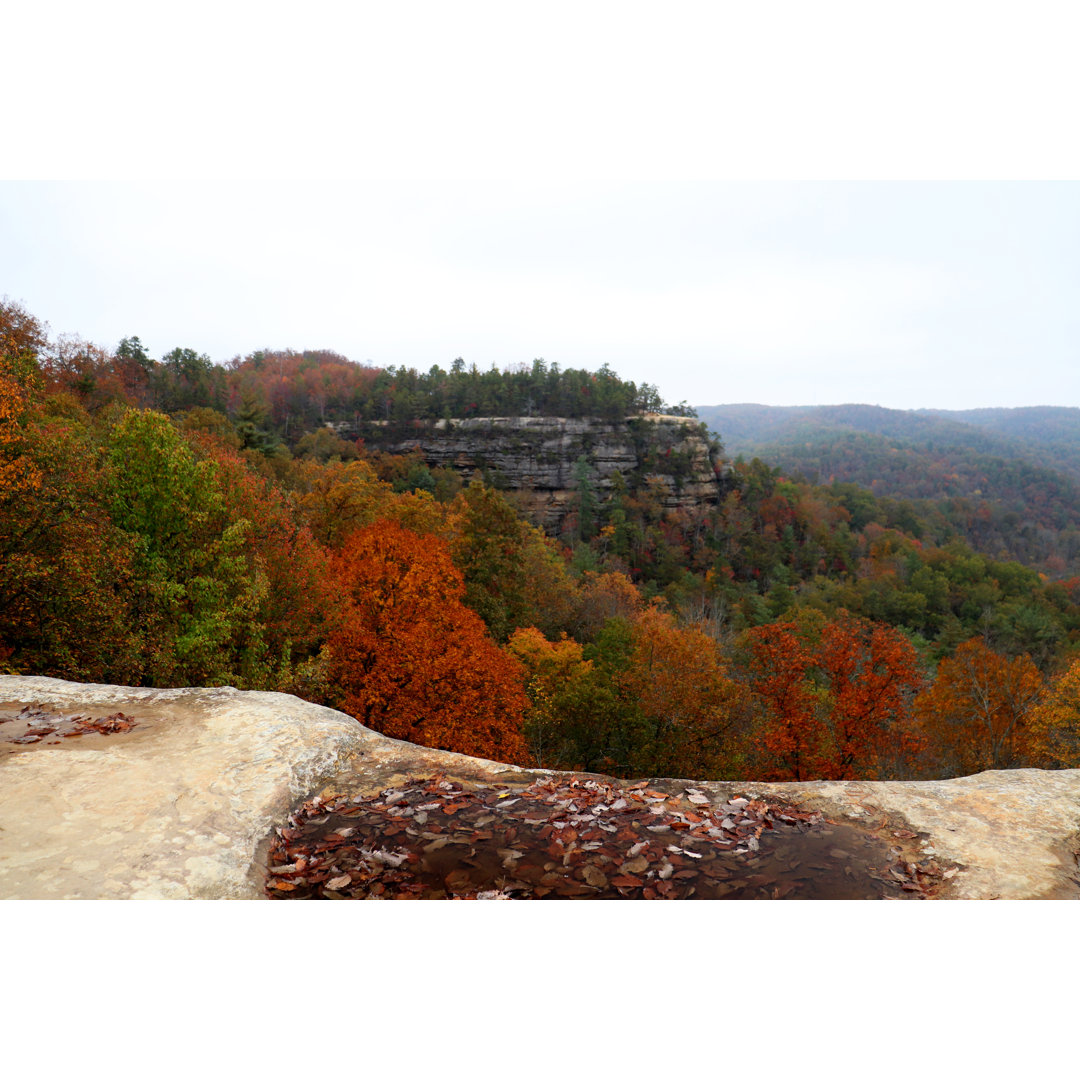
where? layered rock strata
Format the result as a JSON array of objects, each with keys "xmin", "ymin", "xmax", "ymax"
[{"xmin": 334, "ymin": 414, "xmax": 728, "ymax": 532}]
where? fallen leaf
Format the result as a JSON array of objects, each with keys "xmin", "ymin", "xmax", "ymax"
[{"xmin": 582, "ymin": 866, "xmax": 608, "ymax": 888}]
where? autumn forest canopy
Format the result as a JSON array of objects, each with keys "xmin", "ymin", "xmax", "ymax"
[{"xmin": 4, "ymin": 295, "xmax": 1080, "ymax": 782}]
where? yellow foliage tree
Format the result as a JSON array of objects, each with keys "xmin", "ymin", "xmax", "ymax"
[
  {"xmin": 622, "ymin": 604, "xmax": 749, "ymax": 779},
  {"xmin": 292, "ymin": 458, "xmax": 393, "ymax": 548},
  {"xmin": 0, "ymin": 298, "xmax": 46, "ymax": 499},
  {"xmin": 914, "ymin": 638, "xmax": 1043, "ymax": 775},
  {"xmin": 1028, "ymin": 658, "xmax": 1080, "ymax": 768},
  {"xmin": 506, "ymin": 626, "xmax": 595, "ymax": 766}
]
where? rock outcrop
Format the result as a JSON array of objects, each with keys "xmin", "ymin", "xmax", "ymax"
[
  {"xmin": 335, "ymin": 414, "xmax": 729, "ymax": 532},
  {"xmin": 2, "ymin": 675, "xmax": 1079, "ymax": 900}
]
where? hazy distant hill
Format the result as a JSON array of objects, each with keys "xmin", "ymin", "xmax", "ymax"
[
  {"xmin": 697, "ymin": 403, "xmax": 1080, "ymax": 481},
  {"xmin": 694, "ymin": 403, "xmax": 1080, "ymax": 576},
  {"xmin": 917, "ymin": 406, "xmax": 1080, "ymax": 479}
]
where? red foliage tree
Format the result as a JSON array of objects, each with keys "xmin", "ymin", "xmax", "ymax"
[
  {"xmin": 742, "ymin": 613, "xmax": 924, "ymax": 780},
  {"xmin": 815, "ymin": 613, "xmax": 925, "ymax": 778},
  {"xmin": 741, "ymin": 622, "xmax": 822, "ymax": 781},
  {"xmin": 328, "ymin": 521, "xmax": 529, "ymax": 763}
]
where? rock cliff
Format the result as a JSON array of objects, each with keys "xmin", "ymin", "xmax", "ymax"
[
  {"xmin": 3, "ymin": 676, "xmax": 1078, "ymax": 900},
  {"xmin": 333, "ymin": 413, "xmax": 729, "ymax": 532}
]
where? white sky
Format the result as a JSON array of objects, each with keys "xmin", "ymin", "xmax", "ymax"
[{"xmin": 2, "ymin": 2, "xmax": 1079, "ymax": 415}]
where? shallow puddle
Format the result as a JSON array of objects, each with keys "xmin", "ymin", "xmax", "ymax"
[
  {"xmin": 0, "ymin": 703, "xmax": 139, "ymax": 748},
  {"xmin": 266, "ymin": 775, "xmax": 952, "ymax": 900}
]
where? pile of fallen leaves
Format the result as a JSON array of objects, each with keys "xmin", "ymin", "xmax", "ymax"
[
  {"xmin": 0, "ymin": 705, "xmax": 138, "ymax": 744},
  {"xmin": 265, "ymin": 775, "xmax": 956, "ymax": 900}
]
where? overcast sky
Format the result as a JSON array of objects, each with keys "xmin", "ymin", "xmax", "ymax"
[
  {"xmin": 3, "ymin": 3, "xmax": 1079, "ymax": 415},
  {"xmin": 3, "ymin": 179, "xmax": 1077, "ymax": 411}
]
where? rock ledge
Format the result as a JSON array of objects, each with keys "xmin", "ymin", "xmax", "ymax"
[{"xmin": 2, "ymin": 676, "xmax": 1078, "ymax": 899}]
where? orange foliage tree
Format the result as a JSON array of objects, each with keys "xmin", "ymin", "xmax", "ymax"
[
  {"xmin": 189, "ymin": 434, "xmax": 334, "ymax": 688},
  {"xmin": 619, "ymin": 604, "xmax": 749, "ymax": 780},
  {"xmin": 1028, "ymin": 658, "xmax": 1080, "ymax": 769},
  {"xmin": 0, "ymin": 298, "xmax": 46, "ymax": 499},
  {"xmin": 914, "ymin": 637, "xmax": 1043, "ymax": 775},
  {"xmin": 509, "ymin": 607, "xmax": 749, "ymax": 779},
  {"xmin": 328, "ymin": 520, "xmax": 529, "ymax": 763},
  {"xmin": 740, "ymin": 621, "xmax": 821, "ymax": 781},
  {"xmin": 742, "ymin": 613, "xmax": 924, "ymax": 781},
  {"xmin": 573, "ymin": 570, "xmax": 644, "ymax": 641},
  {"xmin": 290, "ymin": 457, "xmax": 394, "ymax": 548},
  {"xmin": 817, "ymin": 614, "xmax": 926, "ymax": 778}
]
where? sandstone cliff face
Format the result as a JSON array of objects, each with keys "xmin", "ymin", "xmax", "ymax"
[
  {"xmin": 3, "ymin": 676, "xmax": 1078, "ymax": 900},
  {"xmin": 334, "ymin": 414, "xmax": 729, "ymax": 532}
]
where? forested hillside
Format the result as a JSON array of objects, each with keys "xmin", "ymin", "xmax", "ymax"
[
  {"xmin": 921, "ymin": 406, "xmax": 1080, "ymax": 478},
  {"xmin": 5, "ymin": 296, "xmax": 1080, "ymax": 784},
  {"xmin": 696, "ymin": 403, "xmax": 1080, "ymax": 577}
]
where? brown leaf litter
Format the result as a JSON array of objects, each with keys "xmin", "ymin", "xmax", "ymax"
[{"xmin": 265, "ymin": 774, "xmax": 959, "ymax": 900}]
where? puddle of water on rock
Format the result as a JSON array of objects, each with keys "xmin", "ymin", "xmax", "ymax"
[
  {"xmin": 266, "ymin": 777, "xmax": 933, "ymax": 900},
  {"xmin": 693, "ymin": 820, "xmax": 902, "ymax": 900}
]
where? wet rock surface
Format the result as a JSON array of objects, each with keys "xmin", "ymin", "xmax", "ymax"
[
  {"xmin": 739, "ymin": 771, "xmax": 1080, "ymax": 900},
  {"xmin": 2, "ymin": 675, "xmax": 1079, "ymax": 899},
  {"xmin": 1, "ymin": 704, "xmax": 139, "ymax": 746},
  {"xmin": 266, "ymin": 775, "xmax": 956, "ymax": 899}
]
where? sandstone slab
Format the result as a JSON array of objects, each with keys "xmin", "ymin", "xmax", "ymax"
[
  {"xmin": 0, "ymin": 675, "xmax": 527, "ymax": 898},
  {"xmin": 727, "ymin": 771, "xmax": 1080, "ymax": 899},
  {"xmin": 2, "ymin": 675, "xmax": 1078, "ymax": 899}
]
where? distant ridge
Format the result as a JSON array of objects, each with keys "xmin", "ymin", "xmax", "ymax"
[
  {"xmin": 693, "ymin": 402, "xmax": 1080, "ymax": 576},
  {"xmin": 696, "ymin": 403, "xmax": 1080, "ymax": 482}
]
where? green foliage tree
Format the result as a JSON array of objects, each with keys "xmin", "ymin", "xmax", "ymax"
[
  {"xmin": 106, "ymin": 409, "xmax": 266, "ymax": 685},
  {"xmin": 0, "ymin": 406, "xmax": 140, "ymax": 680}
]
